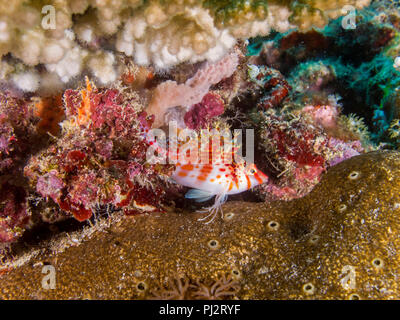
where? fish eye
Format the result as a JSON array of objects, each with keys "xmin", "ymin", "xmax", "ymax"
[{"xmin": 249, "ymin": 168, "xmax": 256, "ymax": 174}]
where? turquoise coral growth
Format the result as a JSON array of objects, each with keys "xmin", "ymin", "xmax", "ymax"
[{"xmin": 248, "ymin": 0, "xmax": 400, "ymax": 148}]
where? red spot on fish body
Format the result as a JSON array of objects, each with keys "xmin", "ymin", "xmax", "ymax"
[
  {"xmin": 245, "ymin": 174, "xmax": 251, "ymax": 189},
  {"xmin": 181, "ymin": 164, "xmax": 194, "ymax": 171},
  {"xmin": 254, "ymin": 172, "xmax": 263, "ymax": 184},
  {"xmin": 200, "ymin": 167, "xmax": 212, "ymax": 174}
]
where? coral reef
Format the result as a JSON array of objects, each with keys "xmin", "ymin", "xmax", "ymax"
[
  {"xmin": 146, "ymin": 50, "xmax": 239, "ymax": 127},
  {"xmin": 24, "ymin": 81, "xmax": 178, "ymax": 222},
  {"xmin": 233, "ymin": 57, "xmax": 373, "ymax": 201},
  {"xmin": 0, "ymin": 184, "xmax": 30, "ymax": 243},
  {"xmin": 0, "ymin": 93, "xmax": 44, "ymax": 244},
  {"xmin": 255, "ymin": 106, "xmax": 365, "ymax": 201},
  {"xmin": 247, "ymin": 64, "xmax": 292, "ymax": 110},
  {"xmin": 0, "ymin": 0, "xmax": 371, "ymax": 93},
  {"xmin": 184, "ymin": 92, "xmax": 225, "ymax": 129},
  {"xmin": 2, "ymin": 0, "xmax": 400, "ymax": 302},
  {"xmin": 1, "ymin": 151, "xmax": 399, "ymax": 299},
  {"xmin": 249, "ymin": 0, "xmax": 400, "ymax": 148}
]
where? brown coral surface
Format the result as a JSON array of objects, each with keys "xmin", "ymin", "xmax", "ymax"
[{"xmin": 0, "ymin": 151, "xmax": 399, "ymax": 299}]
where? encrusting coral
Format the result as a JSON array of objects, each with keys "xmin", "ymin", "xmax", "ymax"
[
  {"xmin": 249, "ymin": 0, "xmax": 400, "ymax": 148},
  {"xmin": 229, "ymin": 57, "xmax": 374, "ymax": 201},
  {"xmin": 24, "ymin": 79, "xmax": 179, "ymax": 222},
  {"xmin": 1, "ymin": 151, "xmax": 399, "ymax": 300},
  {"xmin": 184, "ymin": 92, "xmax": 226, "ymax": 129},
  {"xmin": 255, "ymin": 106, "xmax": 366, "ymax": 201},
  {"xmin": 0, "ymin": 0, "xmax": 371, "ymax": 93},
  {"xmin": 0, "ymin": 92, "xmax": 45, "ymax": 244}
]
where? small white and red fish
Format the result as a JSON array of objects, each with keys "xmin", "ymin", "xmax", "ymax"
[
  {"xmin": 172, "ymin": 161, "xmax": 268, "ymax": 223},
  {"xmin": 169, "ymin": 129, "xmax": 269, "ymax": 223},
  {"xmin": 141, "ymin": 122, "xmax": 269, "ymax": 223}
]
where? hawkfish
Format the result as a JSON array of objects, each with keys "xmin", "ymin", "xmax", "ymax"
[
  {"xmin": 141, "ymin": 120, "xmax": 269, "ymax": 223},
  {"xmin": 169, "ymin": 128, "xmax": 269, "ymax": 223},
  {"xmin": 173, "ymin": 161, "xmax": 268, "ymax": 223}
]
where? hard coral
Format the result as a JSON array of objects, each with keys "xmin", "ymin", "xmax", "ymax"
[
  {"xmin": 302, "ymin": 104, "xmax": 340, "ymax": 130},
  {"xmin": 247, "ymin": 65, "xmax": 291, "ymax": 110},
  {"xmin": 0, "ymin": 0, "xmax": 371, "ymax": 93},
  {"xmin": 0, "ymin": 93, "xmax": 38, "ymax": 173},
  {"xmin": 0, "ymin": 92, "xmax": 44, "ymax": 244},
  {"xmin": 3, "ymin": 151, "xmax": 400, "ymax": 299},
  {"xmin": 251, "ymin": 2, "xmax": 400, "ymax": 146}
]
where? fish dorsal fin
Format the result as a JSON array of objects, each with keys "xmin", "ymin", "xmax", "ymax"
[
  {"xmin": 168, "ymin": 126, "xmax": 240, "ymax": 165},
  {"xmin": 185, "ymin": 189, "xmax": 214, "ymax": 203}
]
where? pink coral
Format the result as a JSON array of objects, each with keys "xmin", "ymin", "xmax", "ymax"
[
  {"xmin": 25, "ymin": 85, "xmax": 180, "ymax": 223},
  {"xmin": 184, "ymin": 92, "xmax": 225, "ymax": 129},
  {"xmin": 0, "ymin": 92, "xmax": 44, "ymax": 244},
  {"xmin": 257, "ymin": 109, "xmax": 364, "ymax": 201},
  {"xmin": 302, "ymin": 105, "xmax": 340, "ymax": 130},
  {"xmin": 0, "ymin": 93, "xmax": 38, "ymax": 175},
  {"xmin": 0, "ymin": 123, "xmax": 16, "ymax": 172},
  {"xmin": 146, "ymin": 52, "xmax": 239, "ymax": 127},
  {"xmin": 36, "ymin": 170, "xmax": 65, "ymax": 202},
  {"xmin": 327, "ymin": 138, "xmax": 363, "ymax": 166},
  {"xmin": 0, "ymin": 184, "xmax": 30, "ymax": 243},
  {"xmin": 67, "ymin": 173, "xmax": 100, "ymax": 209}
]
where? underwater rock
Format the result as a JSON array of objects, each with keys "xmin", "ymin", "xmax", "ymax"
[{"xmin": 1, "ymin": 150, "xmax": 399, "ymax": 299}]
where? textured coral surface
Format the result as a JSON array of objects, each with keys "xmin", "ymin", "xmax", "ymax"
[
  {"xmin": 3, "ymin": 0, "xmax": 400, "ymax": 301},
  {"xmin": 1, "ymin": 151, "xmax": 399, "ymax": 299},
  {"xmin": 0, "ymin": 0, "xmax": 371, "ymax": 93}
]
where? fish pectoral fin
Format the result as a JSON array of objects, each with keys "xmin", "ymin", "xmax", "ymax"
[{"xmin": 185, "ymin": 189, "xmax": 214, "ymax": 203}]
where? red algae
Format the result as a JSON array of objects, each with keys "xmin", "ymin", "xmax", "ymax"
[
  {"xmin": 184, "ymin": 92, "xmax": 225, "ymax": 129},
  {"xmin": 24, "ymin": 81, "xmax": 178, "ymax": 226}
]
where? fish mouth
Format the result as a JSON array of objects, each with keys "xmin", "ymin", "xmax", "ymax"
[{"xmin": 256, "ymin": 170, "xmax": 269, "ymax": 183}]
